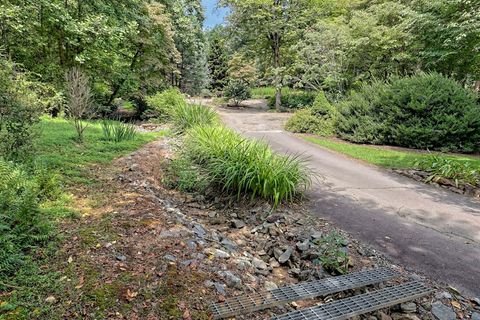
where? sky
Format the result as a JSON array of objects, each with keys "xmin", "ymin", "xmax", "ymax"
[{"xmin": 202, "ymin": 0, "xmax": 228, "ymax": 29}]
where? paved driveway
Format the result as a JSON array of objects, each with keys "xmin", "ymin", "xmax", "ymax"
[{"xmin": 219, "ymin": 106, "xmax": 480, "ymax": 296}]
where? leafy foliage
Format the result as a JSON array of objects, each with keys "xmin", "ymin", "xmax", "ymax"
[
  {"xmin": 224, "ymin": 80, "xmax": 252, "ymax": 106},
  {"xmin": 268, "ymin": 91, "xmax": 316, "ymax": 110},
  {"xmin": 146, "ymin": 88, "xmax": 188, "ymax": 120},
  {"xmin": 184, "ymin": 125, "xmax": 311, "ymax": 207},
  {"xmin": 416, "ymin": 155, "xmax": 480, "ymax": 187},
  {"xmin": 0, "ymin": 160, "xmax": 56, "ymax": 285},
  {"xmin": 313, "ymin": 232, "xmax": 349, "ymax": 275},
  {"xmin": 336, "ymin": 73, "xmax": 480, "ymax": 152},
  {"xmin": 286, "ymin": 92, "xmax": 338, "ymax": 136},
  {"xmin": 0, "ymin": 58, "xmax": 41, "ymax": 162}
]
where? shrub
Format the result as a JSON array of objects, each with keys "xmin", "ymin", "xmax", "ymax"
[
  {"xmin": 268, "ymin": 91, "xmax": 316, "ymax": 110},
  {"xmin": 224, "ymin": 79, "xmax": 251, "ymax": 106},
  {"xmin": 416, "ymin": 155, "xmax": 480, "ymax": 186},
  {"xmin": 101, "ymin": 120, "xmax": 137, "ymax": 142},
  {"xmin": 0, "ymin": 160, "xmax": 55, "ymax": 283},
  {"xmin": 286, "ymin": 92, "xmax": 337, "ymax": 136},
  {"xmin": 146, "ymin": 88, "xmax": 187, "ymax": 120},
  {"xmin": 0, "ymin": 58, "xmax": 41, "ymax": 162},
  {"xmin": 336, "ymin": 73, "xmax": 480, "ymax": 152},
  {"xmin": 184, "ymin": 125, "xmax": 311, "ymax": 207}
]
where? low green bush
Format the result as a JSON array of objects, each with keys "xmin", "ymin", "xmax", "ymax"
[
  {"xmin": 184, "ymin": 125, "xmax": 311, "ymax": 207},
  {"xmin": 286, "ymin": 92, "xmax": 337, "ymax": 136},
  {"xmin": 101, "ymin": 120, "xmax": 137, "ymax": 142},
  {"xmin": 146, "ymin": 88, "xmax": 187, "ymax": 120},
  {"xmin": 336, "ymin": 73, "xmax": 480, "ymax": 152},
  {"xmin": 416, "ymin": 155, "xmax": 480, "ymax": 186},
  {"xmin": 268, "ymin": 91, "xmax": 316, "ymax": 110},
  {"xmin": 0, "ymin": 160, "xmax": 56, "ymax": 284},
  {"xmin": 224, "ymin": 79, "xmax": 251, "ymax": 106}
]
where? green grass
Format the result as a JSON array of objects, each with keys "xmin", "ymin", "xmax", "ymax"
[
  {"xmin": 35, "ymin": 117, "xmax": 162, "ymax": 185},
  {"xmin": 303, "ymin": 136, "xmax": 480, "ymax": 169},
  {"xmin": 0, "ymin": 117, "xmax": 164, "ymax": 320},
  {"xmin": 251, "ymin": 87, "xmax": 306, "ymax": 99}
]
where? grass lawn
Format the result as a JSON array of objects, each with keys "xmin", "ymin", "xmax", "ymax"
[
  {"xmin": 303, "ymin": 135, "xmax": 480, "ymax": 169},
  {"xmin": 36, "ymin": 117, "xmax": 163, "ymax": 185},
  {"xmin": 0, "ymin": 117, "xmax": 164, "ymax": 319},
  {"xmin": 251, "ymin": 87, "xmax": 306, "ymax": 99}
]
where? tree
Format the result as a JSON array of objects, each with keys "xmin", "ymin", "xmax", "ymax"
[
  {"xmin": 169, "ymin": 0, "xmax": 209, "ymax": 95},
  {"xmin": 207, "ymin": 26, "xmax": 230, "ymax": 91},
  {"xmin": 291, "ymin": 1, "xmax": 419, "ymax": 95},
  {"xmin": 224, "ymin": 79, "xmax": 252, "ymax": 106},
  {"xmin": 410, "ymin": 0, "xmax": 480, "ymax": 88},
  {"xmin": 221, "ymin": 0, "xmax": 320, "ymax": 110}
]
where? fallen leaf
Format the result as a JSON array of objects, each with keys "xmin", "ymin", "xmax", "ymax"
[
  {"xmin": 67, "ymin": 256, "xmax": 73, "ymax": 264},
  {"xmin": 451, "ymin": 301, "xmax": 461, "ymax": 309}
]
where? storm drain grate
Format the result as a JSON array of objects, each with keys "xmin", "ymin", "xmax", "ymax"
[
  {"xmin": 210, "ymin": 268, "xmax": 398, "ymax": 319},
  {"xmin": 271, "ymin": 281, "xmax": 432, "ymax": 320}
]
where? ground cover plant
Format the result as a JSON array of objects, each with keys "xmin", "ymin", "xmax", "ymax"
[
  {"xmin": 416, "ymin": 155, "xmax": 480, "ymax": 187},
  {"xmin": 183, "ymin": 124, "xmax": 311, "ymax": 207},
  {"xmin": 251, "ymin": 87, "xmax": 306, "ymax": 99}
]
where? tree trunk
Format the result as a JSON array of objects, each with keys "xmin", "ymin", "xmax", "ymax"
[
  {"xmin": 271, "ymin": 32, "xmax": 282, "ymax": 111},
  {"xmin": 475, "ymin": 80, "xmax": 480, "ymax": 93}
]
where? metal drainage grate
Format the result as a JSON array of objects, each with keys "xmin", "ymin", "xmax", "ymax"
[
  {"xmin": 211, "ymin": 268, "xmax": 398, "ymax": 319},
  {"xmin": 271, "ymin": 281, "xmax": 432, "ymax": 320}
]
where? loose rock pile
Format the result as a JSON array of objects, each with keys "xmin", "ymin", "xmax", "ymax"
[{"xmin": 118, "ymin": 137, "xmax": 479, "ymax": 319}]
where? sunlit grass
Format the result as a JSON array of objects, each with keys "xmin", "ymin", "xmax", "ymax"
[
  {"xmin": 303, "ymin": 136, "xmax": 480, "ymax": 169},
  {"xmin": 35, "ymin": 117, "xmax": 163, "ymax": 185}
]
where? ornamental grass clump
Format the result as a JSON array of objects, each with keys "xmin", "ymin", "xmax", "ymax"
[
  {"xmin": 184, "ymin": 125, "xmax": 311, "ymax": 207},
  {"xmin": 170, "ymin": 103, "xmax": 218, "ymax": 133}
]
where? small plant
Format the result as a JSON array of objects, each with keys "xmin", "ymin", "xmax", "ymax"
[
  {"xmin": 184, "ymin": 124, "xmax": 311, "ymax": 207},
  {"xmin": 66, "ymin": 67, "xmax": 95, "ymax": 142},
  {"xmin": 163, "ymin": 157, "xmax": 208, "ymax": 193},
  {"xmin": 313, "ymin": 232, "xmax": 349, "ymax": 275},
  {"xmin": 416, "ymin": 155, "xmax": 480, "ymax": 186},
  {"xmin": 101, "ymin": 120, "xmax": 137, "ymax": 142},
  {"xmin": 224, "ymin": 79, "xmax": 252, "ymax": 106}
]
